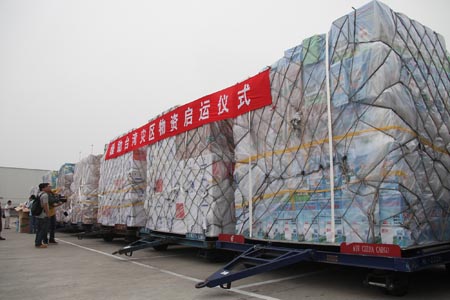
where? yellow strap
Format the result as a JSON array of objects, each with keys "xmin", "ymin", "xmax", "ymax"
[
  {"xmin": 235, "ymin": 170, "xmax": 406, "ymax": 209},
  {"xmin": 98, "ymin": 201, "xmax": 144, "ymax": 209},
  {"xmin": 98, "ymin": 183, "xmax": 146, "ymax": 196},
  {"xmin": 236, "ymin": 126, "xmax": 447, "ymax": 165}
]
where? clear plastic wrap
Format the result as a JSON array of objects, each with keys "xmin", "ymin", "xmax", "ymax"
[
  {"xmin": 98, "ymin": 148, "xmax": 147, "ymax": 227},
  {"xmin": 69, "ymin": 155, "xmax": 101, "ymax": 224},
  {"xmin": 55, "ymin": 163, "xmax": 75, "ymax": 223},
  {"xmin": 234, "ymin": 0, "xmax": 450, "ymax": 248},
  {"xmin": 42, "ymin": 171, "xmax": 59, "ymax": 189},
  {"xmin": 144, "ymin": 110, "xmax": 235, "ymax": 238}
]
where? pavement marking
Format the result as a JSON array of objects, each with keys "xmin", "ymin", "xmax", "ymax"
[
  {"xmin": 57, "ymin": 238, "xmax": 128, "ymax": 261},
  {"xmin": 57, "ymin": 238, "xmax": 281, "ymax": 300},
  {"xmin": 234, "ymin": 270, "xmax": 325, "ymax": 289}
]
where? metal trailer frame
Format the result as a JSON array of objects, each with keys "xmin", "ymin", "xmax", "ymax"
[
  {"xmin": 196, "ymin": 235, "xmax": 450, "ymax": 296},
  {"xmin": 76, "ymin": 224, "xmax": 140, "ymax": 242},
  {"xmin": 56, "ymin": 222, "xmax": 95, "ymax": 233},
  {"xmin": 112, "ymin": 230, "xmax": 218, "ymax": 256}
]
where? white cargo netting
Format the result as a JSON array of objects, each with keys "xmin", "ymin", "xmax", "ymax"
[
  {"xmin": 144, "ymin": 111, "xmax": 235, "ymax": 238},
  {"xmin": 55, "ymin": 163, "xmax": 75, "ymax": 223},
  {"xmin": 234, "ymin": 0, "xmax": 450, "ymax": 248},
  {"xmin": 68, "ymin": 154, "xmax": 101, "ymax": 224},
  {"xmin": 98, "ymin": 148, "xmax": 147, "ymax": 227}
]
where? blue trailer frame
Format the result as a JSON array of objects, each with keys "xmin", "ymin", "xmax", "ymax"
[
  {"xmin": 76, "ymin": 224, "xmax": 141, "ymax": 242},
  {"xmin": 112, "ymin": 230, "xmax": 218, "ymax": 256},
  {"xmin": 196, "ymin": 235, "xmax": 450, "ymax": 296}
]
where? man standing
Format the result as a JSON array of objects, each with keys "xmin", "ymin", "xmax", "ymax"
[
  {"xmin": 35, "ymin": 183, "xmax": 51, "ymax": 248},
  {"xmin": 44, "ymin": 191, "xmax": 63, "ymax": 244},
  {"xmin": 3, "ymin": 200, "xmax": 13, "ymax": 229},
  {"xmin": 26, "ymin": 195, "xmax": 37, "ymax": 234}
]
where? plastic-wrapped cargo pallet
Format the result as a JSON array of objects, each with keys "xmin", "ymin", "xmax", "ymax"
[
  {"xmin": 69, "ymin": 154, "xmax": 101, "ymax": 224},
  {"xmin": 42, "ymin": 170, "xmax": 58, "ymax": 189},
  {"xmin": 98, "ymin": 147, "xmax": 147, "ymax": 227},
  {"xmin": 145, "ymin": 110, "xmax": 235, "ymax": 238},
  {"xmin": 55, "ymin": 163, "xmax": 75, "ymax": 223},
  {"xmin": 234, "ymin": 0, "xmax": 450, "ymax": 248}
]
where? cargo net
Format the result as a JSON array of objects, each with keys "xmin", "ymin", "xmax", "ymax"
[
  {"xmin": 55, "ymin": 163, "xmax": 75, "ymax": 223},
  {"xmin": 68, "ymin": 155, "xmax": 101, "ymax": 225},
  {"xmin": 234, "ymin": 1, "xmax": 450, "ymax": 248},
  {"xmin": 98, "ymin": 148, "xmax": 147, "ymax": 227},
  {"xmin": 145, "ymin": 118, "xmax": 235, "ymax": 238}
]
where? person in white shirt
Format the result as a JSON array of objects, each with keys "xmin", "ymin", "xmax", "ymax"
[{"xmin": 4, "ymin": 200, "xmax": 12, "ymax": 229}]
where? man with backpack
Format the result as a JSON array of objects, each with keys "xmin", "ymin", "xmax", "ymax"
[{"xmin": 34, "ymin": 183, "xmax": 51, "ymax": 248}]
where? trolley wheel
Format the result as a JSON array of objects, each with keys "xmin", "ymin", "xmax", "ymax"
[
  {"xmin": 103, "ymin": 235, "xmax": 114, "ymax": 242},
  {"xmin": 153, "ymin": 244, "xmax": 168, "ymax": 251},
  {"xmin": 386, "ymin": 273, "xmax": 409, "ymax": 297},
  {"xmin": 195, "ymin": 281, "xmax": 207, "ymax": 289}
]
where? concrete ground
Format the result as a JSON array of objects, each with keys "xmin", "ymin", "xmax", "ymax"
[{"xmin": 1, "ymin": 220, "xmax": 449, "ymax": 300}]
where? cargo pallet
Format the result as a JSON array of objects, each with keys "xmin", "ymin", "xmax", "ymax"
[
  {"xmin": 112, "ymin": 230, "xmax": 229, "ymax": 261},
  {"xmin": 195, "ymin": 234, "xmax": 450, "ymax": 296},
  {"xmin": 76, "ymin": 224, "xmax": 140, "ymax": 242}
]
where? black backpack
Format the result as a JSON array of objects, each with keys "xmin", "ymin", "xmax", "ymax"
[{"xmin": 30, "ymin": 193, "xmax": 44, "ymax": 216}]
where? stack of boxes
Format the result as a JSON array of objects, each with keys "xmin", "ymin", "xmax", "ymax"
[
  {"xmin": 234, "ymin": 0, "xmax": 450, "ymax": 248},
  {"xmin": 42, "ymin": 170, "xmax": 59, "ymax": 189},
  {"xmin": 91, "ymin": 1, "xmax": 449, "ymax": 249},
  {"xmin": 98, "ymin": 148, "xmax": 147, "ymax": 227},
  {"xmin": 145, "ymin": 113, "xmax": 235, "ymax": 238},
  {"xmin": 69, "ymin": 154, "xmax": 101, "ymax": 225},
  {"xmin": 55, "ymin": 163, "xmax": 75, "ymax": 223},
  {"xmin": 15, "ymin": 205, "xmax": 30, "ymax": 233}
]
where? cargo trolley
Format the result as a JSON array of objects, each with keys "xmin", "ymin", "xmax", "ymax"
[
  {"xmin": 112, "ymin": 230, "xmax": 234, "ymax": 261},
  {"xmin": 76, "ymin": 223, "xmax": 140, "ymax": 243},
  {"xmin": 195, "ymin": 234, "xmax": 450, "ymax": 296}
]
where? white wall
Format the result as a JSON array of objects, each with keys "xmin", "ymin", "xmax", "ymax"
[{"xmin": 0, "ymin": 166, "xmax": 50, "ymax": 207}]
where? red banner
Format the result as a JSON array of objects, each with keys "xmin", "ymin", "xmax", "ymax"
[{"xmin": 105, "ymin": 69, "xmax": 272, "ymax": 160}]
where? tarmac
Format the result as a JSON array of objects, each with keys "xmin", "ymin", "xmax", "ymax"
[{"xmin": 1, "ymin": 218, "xmax": 449, "ymax": 300}]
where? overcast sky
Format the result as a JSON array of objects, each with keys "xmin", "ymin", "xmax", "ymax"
[{"xmin": 1, "ymin": 0, "xmax": 449, "ymax": 171}]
